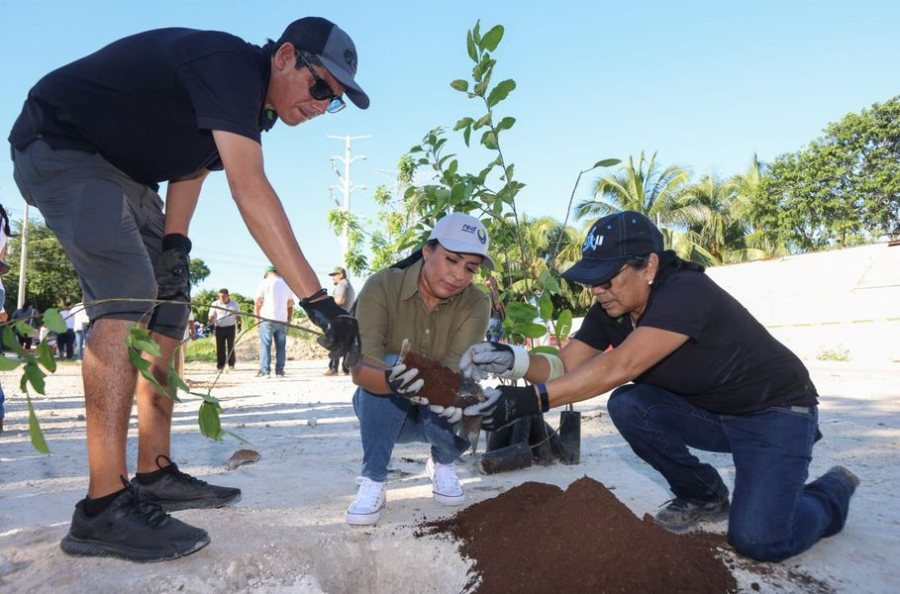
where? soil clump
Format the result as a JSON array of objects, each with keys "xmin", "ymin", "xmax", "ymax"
[
  {"xmin": 421, "ymin": 476, "xmax": 737, "ymax": 593},
  {"xmin": 404, "ymin": 351, "xmax": 476, "ymax": 408}
]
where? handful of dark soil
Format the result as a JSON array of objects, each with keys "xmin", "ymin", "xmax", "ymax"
[
  {"xmin": 404, "ymin": 351, "xmax": 485, "ymax": 408},
  {"xmin": 420, "ymin": 477, "xmax": 737, "ymax": 593}
]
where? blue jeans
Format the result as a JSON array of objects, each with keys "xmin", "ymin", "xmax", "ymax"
[
  {"xmin": 75, "ymin": 329, "xmax": 86, "ymax": 360},
  {"xmin": 607, "ymin": 383, "xmax": 853, "ymax": 562},
  {"xmin": 352, "ymin": 354, "xmax": 470, "ymax": 482},
  {"xmin": 258, "ymin": 321, "xmax": 286, "ymax": 374}
]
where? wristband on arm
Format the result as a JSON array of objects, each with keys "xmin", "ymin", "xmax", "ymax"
[
  {"xmin": 499, "ymin": 344, "xmax": 531, "ymax": 380},
  {"xmin": 537, "ymin": 382, "xmax": 550, "ymax": 413},
  {"xmin": 536, "ymin": 353, "xmax": 565, "ymax": 381}
]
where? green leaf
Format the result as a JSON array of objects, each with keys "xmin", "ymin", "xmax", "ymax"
[
  {"xmin": 3, "ymin": 326, "xmax": 23, "ymax": 352},
  {"xmin": 450, "ymin": 79, "xmax": 469, "ymax": 92},
  {"xmin": 506, "ymin": 302, "xmax": 539, "ymax": 322},
  {"xmin": 37, "ymin": 340, "xmax": 57, "ymax": 373},
  {"xmin": 481, "ymin": 131, "xmax": 499, "ymax": 150},
  {"xmin": 0, "ymin": 354, "xmax": 20, "ymax": 371},
  {"xmin": 530, "ymin": 346, "xmax": 560, "ymax": 356},
  {"xmin": 472, "ymin": 20, "xmax": 482, "ymax": 44},
  {"xmin": 199, "ymin": 401, "xmax": 224, "ymax": 441},
  {"xmin": 466, "ymin": 30, "xmax": 477, "ymax": 62},
  {"xmin": 496, "ymin": 116, "xmax": 516, "ymax": 131},
  {"xmin": 539, "ymin": 292, "xmax": 553, "ymax": 321},
  {"xmin": 23, "ymin": 362, "xmax": 46, "ymax": 395},
  {"xmin": 15, "ymin": 320, "xmax": 37, "ymax": 336},
  {"xmin": 556, "ymin": 310, "xmax": 574, "ymax": 342},
  {"xmin": 539, "ymin": 269, "xmax": 561, "ymax": 293},
  {"xmin": 42, "ymin": 308, "xmax": 67, "ymax": 333},
  {"xmin": 453, "ymin": 117, "xmax": 474, "ymax": 131},
  {"xmin": 26, "ymin": 394, "xmax": 50, "ymax": 454},
  {"xmin": 593, "ymin": 158, "xmax": 622, "ymax": 169},
  {"xmin": 487, "ymin": 79, "xmax": 516, "ymax": 108},
  {"xmin": 463, "ymin": 125, "xmax": 472, "ymax": 147},
  {"xmin": 515, "ymin": 322, "xmax": 548, "ymax": 339},
  {"xmin": 473, "ymin": 113, "xmax": 492, "ymax": 130},
  {"xmin": 167, "ymin": 355, "xmax": 189, "ymax": 395},
  {"xmin": 480, "ymin": 25, "xmax": 504, "ymax": 52}
]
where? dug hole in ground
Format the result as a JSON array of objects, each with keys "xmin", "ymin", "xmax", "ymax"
[{"xmin": 1, "ymin": 244, "xmax": 899, "ymax": 593}]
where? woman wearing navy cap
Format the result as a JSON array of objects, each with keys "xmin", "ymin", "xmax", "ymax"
[{"xmin": 460, "ymin": 210, "xmax": 857, "ymax": 563}]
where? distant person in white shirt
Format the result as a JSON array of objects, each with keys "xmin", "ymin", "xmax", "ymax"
[
  {"xmin": 72, "ymin": 302, "xmax": 91, "ymax": 361},
  {"xmin": 208, "ymin": 288, "xmax": 241, "ymax": 372},
  {"xmin": 255, "ymin": 266, "xmax": 294, "ymax": 377}
]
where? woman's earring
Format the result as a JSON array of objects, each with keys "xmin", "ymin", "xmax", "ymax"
[{"xmin": 648, "ymin": 279, "xmax": 654, "ymax": 286}]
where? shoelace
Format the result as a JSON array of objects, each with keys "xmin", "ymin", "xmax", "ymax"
[
  {"xmin": 119, "ymin": 477, "xmax": 170, "ymax": 527},
  {"xmin": 659, "ymin": 498, "xmax": 690, "ymax": 512},
  {"xmin": 433, "ymin": 465, "xmax": 461, "ymax": 493},
  {"xmin": 354, "ymin": 477, "xmax": 383, "ymax": 507},
  {"xmin": 155, "ymin": 454, "xmax": 209, "ymax": 486}
]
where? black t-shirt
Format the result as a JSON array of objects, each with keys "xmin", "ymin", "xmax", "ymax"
[
  {"xmin": 573, "ymin": 268, "xmax": 818, "ymax": 414},
  {"xmin": 9, "ymin": 28, "xmax": 276, "ymax": 188}
]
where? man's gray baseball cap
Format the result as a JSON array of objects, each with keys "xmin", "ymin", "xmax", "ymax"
[{"xmin": 277, "ymin": 17, "xmax": 369, "ymax": 109}]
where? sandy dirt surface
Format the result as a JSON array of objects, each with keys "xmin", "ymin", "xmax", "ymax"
[{"xmin": 1, "ymin": 358, "xmax": 898, "ymax": 593}]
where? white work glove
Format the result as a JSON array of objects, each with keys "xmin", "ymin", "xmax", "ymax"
[
  {"xmin": 460, "ymin": 341, "xmax": 530, "ymax": 381},
  {"xmin": 385, "ymin": 362, "xmax": 424, "ymax": 399},
  {"xmin": 429, "ymin": 404, "xmax": 463, "ymax": 424}
]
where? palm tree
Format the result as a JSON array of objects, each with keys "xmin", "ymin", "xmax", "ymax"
[{"xmin": 574, "ymin": 151, "xmax": 689, "ymax": 224}]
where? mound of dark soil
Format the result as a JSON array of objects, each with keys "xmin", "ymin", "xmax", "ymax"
[{"xmin": 421, "ymin": 477, "xmax": 737, "ymax": 593}]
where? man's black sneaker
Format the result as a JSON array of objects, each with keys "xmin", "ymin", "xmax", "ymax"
[
  {"xmin": 136, "ymin": 455, "xmax": 242, "ymax": 512},
  {"xmin": 654, "ymin": 495, "xmax": 730, "ymax": 534},
  {"xmin": 60, "ymin": 480, "xmax": 210, "ymax": 562}
]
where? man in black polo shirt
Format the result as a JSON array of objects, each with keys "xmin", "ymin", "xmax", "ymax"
[{"xmin": 9, "ymin": 17, "xmax": 367, "ymax": 562}]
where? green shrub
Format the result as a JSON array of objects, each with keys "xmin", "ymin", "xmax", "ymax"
[{"xmin": 185, "ymin": 336, "xmax": 217, "ymax": 363}]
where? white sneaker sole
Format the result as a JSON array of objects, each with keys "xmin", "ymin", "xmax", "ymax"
[
  {"xmin": 345, "ymin": 500, "xmax": 385, "ymax": 526},
  {"xmin": 432, "ymin": 491, "xmax": 466, "ymax": 506}
]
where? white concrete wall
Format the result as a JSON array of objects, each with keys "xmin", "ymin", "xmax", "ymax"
[{"xmin": 704, "ymin": 243, "xmax": 900, "ymax": 363}]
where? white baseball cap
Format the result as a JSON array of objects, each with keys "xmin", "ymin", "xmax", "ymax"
[{"xmin": 428, "ymin": 212, "xmax": 495, "ymax": 270}]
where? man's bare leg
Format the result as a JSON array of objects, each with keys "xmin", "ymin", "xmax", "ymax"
[
  {"xmin": 136, "ymin": 333, "xmax": 182, "ymax": 473},
  {"xmin": 83, "ymin": 318, "xmax": 140, "ymax": 498}
]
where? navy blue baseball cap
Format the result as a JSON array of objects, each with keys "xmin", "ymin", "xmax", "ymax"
[
  {"xmin": 560, "ymin": 211, "xmax": 664, "ymax": 285},
  {"xmin": 278, "ymin": 17, "xmax": 369, "ymax": 109}
]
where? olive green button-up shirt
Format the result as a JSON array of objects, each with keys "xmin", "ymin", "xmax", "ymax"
[{"xmin": 356, "ymin": 259, "xmax": 491, "ymax": 371}]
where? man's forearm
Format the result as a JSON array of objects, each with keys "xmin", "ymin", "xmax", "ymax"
[{"xmin": 164, "ymin": 171, "xmax": 208, "ymax": 236}]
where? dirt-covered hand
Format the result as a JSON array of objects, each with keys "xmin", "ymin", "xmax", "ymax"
[
  {"xmin": 463, "ymin": 385, "xmax": 539, "ymax": 430},
  {"xmin": 302, "ymin": 296, "xmax": 361, "ymax": 366},
  {"xmin": 429, "ymin": 404, "xmax": 463, "ymax": 424},
  {"xmin": 459, "ymin": 341, "xmax": 515, "ymax": 380},
  {"xmin": 385, "ymin": 362, "xmax": 424, "ymax": 399},
  {"xmin": 155, "ymin": 234, "xmax": 191, "ymax": 301}
]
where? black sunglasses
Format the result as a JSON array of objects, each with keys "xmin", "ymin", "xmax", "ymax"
[
  {"xmin": 296, "ymin": 52, "xmax": 346, "ymax": 114},
  {"xmin": 591, "ymin": 264, "xmax": 630, "ymax": 290}
]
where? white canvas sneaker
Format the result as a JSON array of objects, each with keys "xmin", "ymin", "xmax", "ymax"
[
  {"xmin": 426, "ymin": 458, "xmax": 466, "ymax": 506},
  {"xmin": 345, "ymin": 477, "xmax": 386, "ymax": 526}
]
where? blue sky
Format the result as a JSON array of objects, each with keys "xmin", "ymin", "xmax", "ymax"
[{"xmin": 1, "ymin": 0, "xmax": 897, "ymax": 299}]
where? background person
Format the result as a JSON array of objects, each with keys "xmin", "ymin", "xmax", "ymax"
[
  {"xmin": 8, "ymin": 16, "xmax": 366, "ymax": 562},
  {"xmin": 255, "ymin": 266, "xmax": 294, "ymax": 378},
  {"xmin": 461, "ymin": 210, "xmax": 858, "ymax": 563},
  {"xmin": 72, "ymin": 302, "xmax": 90, "ymax": 361},
  {"xmin": 325, "ymin": 266, "xmax": 355, "ymax": 375},
  {"xmin": 345, "ymin": 213, "xmax": 492, "ymax": 526},
  {"xmin": 208, "ymin": 288, "xmax": 241, "ymax": 372},
  {"xmin": 57, "ymin": 302, "xmax": 77, "ymax": 360}
]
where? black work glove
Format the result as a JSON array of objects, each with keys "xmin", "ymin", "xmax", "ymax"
[
  {"xmin": 302, "ymin": 295, "xmax": 361, "ymax": 367},
  {"xmin": 155, "ymin": 234, "xmax": 192, "ymax": 301},
  {"xmin": 463, "ymin": 385, "xmax": 540, "ymax": 430}
]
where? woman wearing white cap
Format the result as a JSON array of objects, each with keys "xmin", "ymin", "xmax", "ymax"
[
  {"xmin": 345, "ymin": 212, "xmax": 494, "ymax": 526},
  {"xmin": 460, "ymin": 210, "xmax": 857, "ymax": 563}
]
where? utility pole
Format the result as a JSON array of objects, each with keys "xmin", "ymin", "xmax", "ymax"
[
  {"xmin": 16, "ymin": 201, "xmax": 29, "ymax": 309},
  {"xmin": 327, "ymin": 134, "xmax": 370, "ymax": 260}
]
